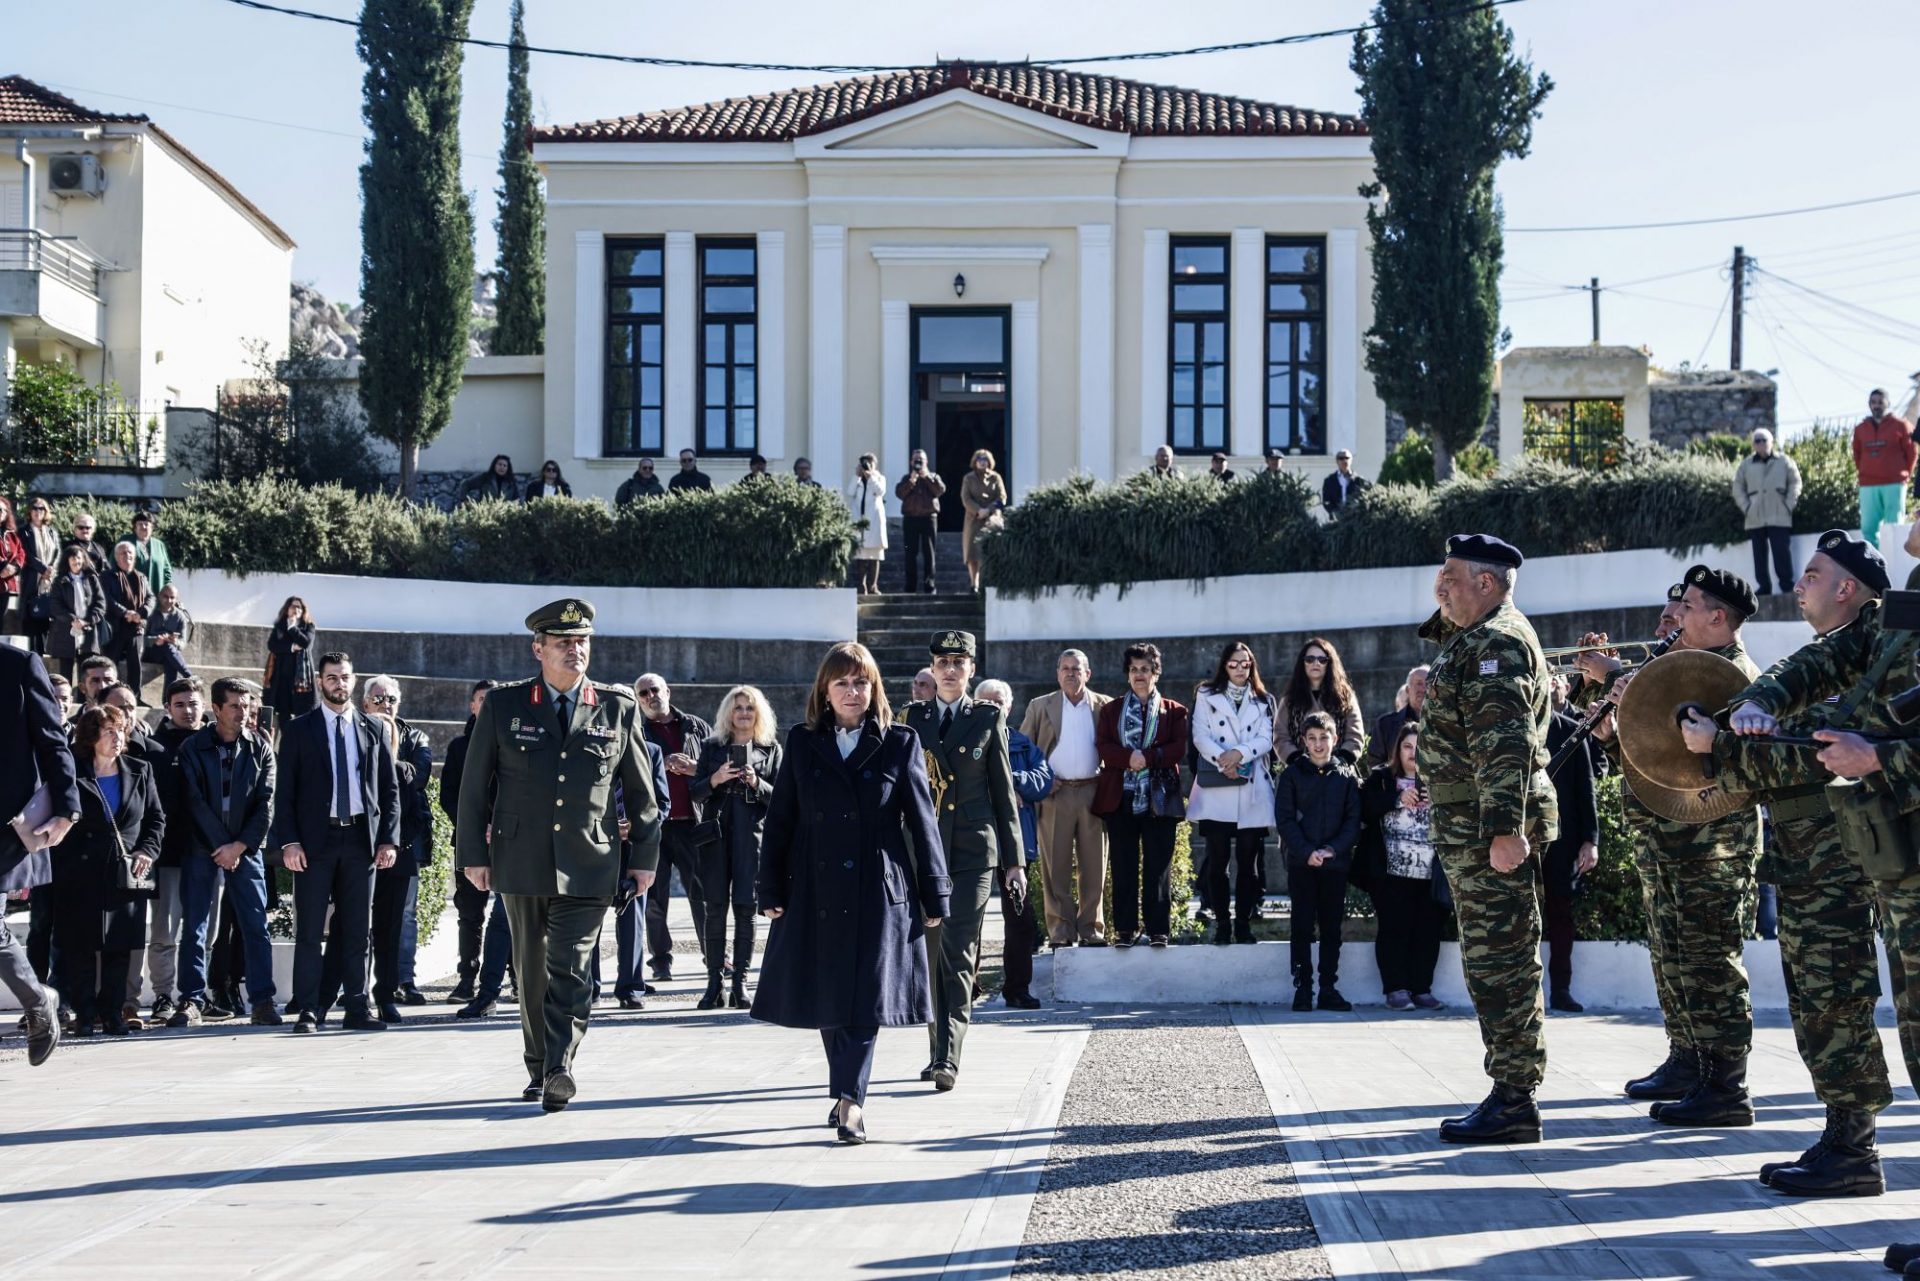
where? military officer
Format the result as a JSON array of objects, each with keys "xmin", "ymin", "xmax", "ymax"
[
  {"xmin": 456, "ymin": 598, "xmax": 662, "ymax": 1112},
  {"xmin": 903, "ymin": 629, "xmax": 1024, "ymax": 1092},
  {"xmin": 1680, "ymin": 531, "xmax": 1894, "ymax": 1197},
  {"xmin": 1414, "ymin": 534, "xmax": 1557, "ymax": 1143}
]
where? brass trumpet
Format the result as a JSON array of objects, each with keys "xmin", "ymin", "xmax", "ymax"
[{"xmin": 1541, "ymin": 640, "xmax": 1661, "ymax": 673}]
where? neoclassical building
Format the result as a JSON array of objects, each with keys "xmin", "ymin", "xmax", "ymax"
[{"xmin": 531, "ymin": 62, "xmax": 1382, "ymax": 506}]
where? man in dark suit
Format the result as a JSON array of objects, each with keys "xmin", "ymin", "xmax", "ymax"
[
  {"xmin": 634, "ymin": 674, "xmax": 713, "ymax": 982},
  {"xmin": 1369, "ymin": 664, "xmax": 1429, "ymax": 766},
  {"xmin": 1321, "ymin": 449, "xmax": 1370, "ymax": 518},
  {"xmin": 457, "ymin": 598, "xmax": 661, "ymax": 1111},
  {"xmin": 1, "ymin": 643, "xmax": 80, "ymax": 1065},
  {"xmin": 270, "ymin": 650, "xmax": 401, "ymax": 1033},
  {"xmin": 903, "ymin": 630, "xmax": 1024, "ymax": 1092}
]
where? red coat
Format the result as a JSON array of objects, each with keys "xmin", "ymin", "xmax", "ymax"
[
  {"xmin": 1092, "ymin": 693, "xmax": 1191, "ymax": 817},
  {"xmin": 1852, "ymin": 414, "xmax": 1916, "ymax": 487}
]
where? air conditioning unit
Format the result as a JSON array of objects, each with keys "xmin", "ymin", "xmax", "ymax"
[{"xmin": 48, "ymin": 153, "xmax": 103, "ymax": 198}]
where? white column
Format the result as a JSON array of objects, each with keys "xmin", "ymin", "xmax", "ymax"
[
  {"xmin": 809, "ymin": 224, "xmax": 847, "ymax": 483},
  {"xmin": 755, "ymin": 230, "xmax": 786, "ymax": 461},
  {"xmin": 664, "ymin": 230, "xmax": 696, "ymax": 457},
  {"xmin": 1138, "ymin": 228, "xmax": 1169, "ymax": 463},
  {"xmin": 1076, "ymin": 223, "xmax": 1115, "ymax": 482},
  {"xmin": 572, "ymin": 230, "xmax": 604, "ymax": 460},
  {"xmin": 1230, "ymin": 226, "xmax": 1264, "ymax": 459},
  {"xmin": 880, "ymin": 299, "xmax": 910, "ymax": 478},
  {"xmin": 1327, "ymin": 227, "xmax": 1359, "ymax": 460},
  {"xmin": 1012, "ymin": 298, "xmax": 1040, "ymax": 501}
]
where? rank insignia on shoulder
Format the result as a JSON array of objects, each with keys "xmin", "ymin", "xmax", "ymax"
[
  {"xmin": 1479, "ymin": 659, "xmax": 1499, "ymax": 675},
  {"xmin": 510, "ymin": 718, "xmax": 521, "ymax": 731}
]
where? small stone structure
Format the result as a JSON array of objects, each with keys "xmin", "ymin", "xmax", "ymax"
[{"xmin": 1648, "ymin": 367, "xmax": 1777, "ymax": 448}]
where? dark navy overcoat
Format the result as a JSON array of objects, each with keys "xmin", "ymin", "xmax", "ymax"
[{"xmin": 751, "ymin": 719, "xmax": 952, "ymax": 1030}]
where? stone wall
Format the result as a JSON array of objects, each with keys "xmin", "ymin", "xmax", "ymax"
[
  {"xmin": 382, "ymin": 469, "xmax": 534, "ymax": 511},
  {"xmin": 1648, "ymin": 370, "xmax": 1777, "ymax": 448}
]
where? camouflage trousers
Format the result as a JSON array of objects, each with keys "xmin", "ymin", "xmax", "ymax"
[
  {"xmin": 1628, "ymin": 828, "xmax": 1690, "ymax": 1045},
  {"xmin": 1874, "ymin": 865, "xmax": 1920, "ymax": 1096},
  {"xmin": 1650, "ymin": 848, "xmax": 1757, "ymax": 1056},
  {"xmin": 1437, "ymin": 830, "xmax": 1548, "ymax": 1088},
  {"xmin": 1770, "ymin": 816, "xmax": 1892, "ymax": 1112}
]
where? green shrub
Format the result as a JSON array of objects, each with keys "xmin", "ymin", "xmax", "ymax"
[
  {"xmin": 1574, "ymin": 773, "xmax": 1648, "ymax": 942},
  {"xmin": 1785, "ymin": 423, "xmax": 1860, "ymax": 532},
  {"xmin": 417, "ymin": 776, "xmax": 455, "ymax": 945},
  {"xmin": 1377, "ymin": 429, "xmax": 1497, "ymax": 487},
  {"xmin": 1686, "ymin": 433, "xmax": 1749, "ymax": 462}
]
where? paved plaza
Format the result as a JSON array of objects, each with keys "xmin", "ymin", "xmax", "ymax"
[{"xmin": 1, "ymin": 910, "xmax": 1913, "ymax": 1280}]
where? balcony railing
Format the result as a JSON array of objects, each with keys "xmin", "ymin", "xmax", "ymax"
[
  {"xmin": 0, "ymin": 228, "xmax": 107, "ymax": 297},
  {"xmin": 2, "ymin": 400, "xmax": 168, "ymax": 471}
]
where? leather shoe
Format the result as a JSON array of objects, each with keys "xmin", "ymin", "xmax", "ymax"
[
  {"xmin": 521, "ymin": 1082, "xmax": 545, "ymax": 1103},
  {"xmin": 919, "ymin": 1062, "xmax": 938, "ymax": 1082},
  {"xmin": 456, "ymin": 997, "xmax": 498, "ymax": 1019},
  {"xmin": 617, "ymin": 996, "xmax": 645, "ymax": 1010},
  {"xmin": 932, "ymin": 1063, "xmax": 957, "ymax": 1092},
  {"xmin": 292, "ymin": 1011, "xmax": 319, "ymax": 1034},
  {"xmin": 1003, "ymin": 991, "xmax": 1042, "ymax": 1010},
  {"xmin": 542, "ymin": 1068, "xmax": 577, "ymax": 1113},
  {"xmin": 447, "ymin": 977, "xmax": 477, "ymax": 1003},
  {"xmin": 1769, "ymin": 1107, "xmax": 1883, "ymax": 1197},
  {"xmin": 1651, "ymin": 1051, "xmax": 1751, "ymax": 1128},
  {"xmin": 25, "ymin": 988, "xmax": 61, "ymax": 1066},
  {"xmin": 378, "ymin": 1001, "xmax": 405, "ymax": 1024},
  {"xmin": 1439, "ymin": 1082, "xmax": 1542, "ymax": 1145},
  {"xmin": 399, "ymin": 985, "xmax": 427, "ymax": 1006},
  {"xmin": 1625, "ymin": 1043, "xmax": 1699, "ymax": 1100},
  {"xmin": 342, "ymin": 1010, "xmax": 388, "ymax": 1032},
  {"xmin": 1549, "ymin": 990, "xmax": 1584, "ymax": 1013},
  {"xmin": 835, "ymin": 1101, "xmax": 868, "ymax": 1145},
  {"xmin": 250, "ymin": 1002, "xmax": 284, "ymax": 1027}
]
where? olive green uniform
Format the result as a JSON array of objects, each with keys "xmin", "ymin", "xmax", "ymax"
[
  {"xmin": 905, "ymin": 696, "xmax": 1022, "ymax": 1072},
  {"xmin": 1416, "ymin": 600, "xmax": 1558, "ymax": 1088},
  {"xmin": 457, "ymin": 676, "xmax": 662, "ymax": 1085}
]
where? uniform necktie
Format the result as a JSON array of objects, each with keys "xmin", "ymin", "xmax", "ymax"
[
  {"xmin": 332, "ymin": 715, "xmax": 351, "ymax": 820},
  {"xmin": 940, "ymin": 707, "xmax": 953, "ymax": 740},
  {"xmin": 556, "ymin": 694, "xmax": 572, "ymax": 737}
]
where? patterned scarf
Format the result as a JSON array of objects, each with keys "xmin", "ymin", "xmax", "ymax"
[{"xmin": 1120, "ymin": 688, "xmax": 1160, "ymax": 815}]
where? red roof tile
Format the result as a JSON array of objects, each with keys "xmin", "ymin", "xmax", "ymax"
[{"xmin": 535, "ymin": 62, "xmax": 1365, "ymax": 144}]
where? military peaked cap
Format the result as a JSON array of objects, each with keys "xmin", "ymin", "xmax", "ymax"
[
  {"xmin": 930, "ymin": 629, "xmax": 977, "ymax": 658},
  {"xmin": 1814, "ymin": 529, "xmax": 1889, "ymax": 593},
  {"xmin": 1683, "ymin": 565, "xmax": 1757, "ymax": 620},
  {"xmin": 1444, "ymin": 533, "xmax": 1524, "ymax": 569},
  {"xmin": 526, "ymin": 597, "xmax": 596, "ymax": 636}
]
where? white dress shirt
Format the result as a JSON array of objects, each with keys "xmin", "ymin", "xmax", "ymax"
[
  {"xmin": 319, "ymin": 702, "xmax": 365, "ymax": 818},
  {"xmin": 834, "ymin": 724, "xmax": 862, "ymax": 759},
  {"xmin": 1049, "ymin": 693, "xmax": 1099, "ymax": 780}
]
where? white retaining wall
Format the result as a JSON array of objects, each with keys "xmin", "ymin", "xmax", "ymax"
[{"xmin": 173, "ymin": 569, "xmax": 859, "ymax": 642}]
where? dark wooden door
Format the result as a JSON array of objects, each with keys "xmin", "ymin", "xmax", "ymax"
[{"xmin": 933, "ymin": 405, "xmax": 1008, "ymax": 532}]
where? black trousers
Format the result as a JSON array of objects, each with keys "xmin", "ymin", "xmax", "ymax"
[
  {"xmin": 453, "ymin": 867, "xmax": 489, "ymax": 978},
  {"xmin": 1373, "ymin": 872, "xmax": 1445, "ymax": 996},
  {"xmin": 28, "ymin": 890, "xmax": 55, "ymax": 985},
  {"xmin": 292, "ymin": 823, "xmax": 376, "ymax": 1015},
  {"xmin": 822, "ymin": 1025, "xmax": 879, "ymax": 1104},
  {"xmin": 902, "ymin": 515, "xmax": 937, "ymax": 593},
  {"xmin": 1200, "ymin": 822, "xmax": 1265, "ymax": 924},
  {"xmin": 998, "ymin": 867, "xmax": 1038, "ymax": 997},
  {"xmin": 58, "ymin": 944, "xmax": 130, "ymax": 1025},
  {"xmin": 1544, "ymin": 883, "xmax": 1576, "ymax": 995},
  {"xmin": 644, "ymin": 820, "xmax": 707, "ymax": 972},
  {"xmin": 1104, "ymin": 808, "xmax": 1177, "ymax": 938},
  {"xmin": 370, "ymin": 865, "xmax": 416, "ymax": 1002},
  {"xmin": 698, "ymin": 821, "xmax": 760, "ymax": 983},
  {"xmin": 1749, "ymin": 526, "xmax": 1794, "ymax": 595},
  {"xmin": 108, "ymin": 628, "xmax": 145, "ymax": 697},
  {"xmin": 1289, "ymin": 861, "xmax": 1348, "ymax": 986}
]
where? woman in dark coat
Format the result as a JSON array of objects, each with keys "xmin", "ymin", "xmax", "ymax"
[
  {"xmin": 753, "ymin": 641, "xmax": 950, "ymax": 1145},
  {"xmin": 55, "ymin": 704, "xmax": 165, "ymax": 1037},
  {"xmin": 101, "ymin": 541, "xmax": 153, "ymax": 697},
  {"xmin": 264, "ymin": 595, "xmax": 316, "ymax": 725},
  {"xmin": 1092, "ymin": 641, "xmax": 1192, "ymax": 948},
  {"xmin": 690, "ymin": 685, "xmax": 783, "ymax": 1011},
  {"xmin": 522, "ymin": 460, "xmax": 574, "ymax": 500},
  {"xmin": 47, "ymin": 542, "xmax": 107, "ymax": 682}
]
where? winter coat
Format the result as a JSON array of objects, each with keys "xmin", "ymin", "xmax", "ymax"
[
  {"xmin": 961, "ymin": 469, "xmax": 1008, "ymax": 565},
  {"xmin": 460, "ymin": 470, "xmax": 522, "ymax": 504},
  {"xmin": 1092, "ymin": 692, "xmax": 1191, "ymax": 818},
  {"xmin": 147, "ymin": 720, "xmax": 200, "ymax": 868},
  {"xmin": 265, "ymin": 619, "xmax": 316, "ymax": 720},
  {"xmin": 1732, "ymin": 452, "xmax": 1802, "ymax": 530},
  {"xmin": 523, "ymin": 480, "xmax": 574, "ymax": 501},
  {"xmin": 126, "ymin": 534, "xmax": 172, "ymax": 592},
  {"xmin": 394, "ymin": 716, "xmax": 435, "ymax": 858},
  {"xmin": 1543, "ymin": 708, "xmax": 1606, "ymax": 898},
  {"xmin": 1274, "ymin": 688, "xmax": 1366, "ymax": 765},
  {"xmin": 690, "ymin": 737, "xmax": 783, "ymax": 903},
  {"xmin": 46, "ymin": 569, "xmax": 106, "ymax": 662},
  {"xmin": 53, "ymin": 754, "xmax": 165, "ymax": 953},
  {"xmin": 845, "ymin": 473, "xmax": 890, "ymax": 552},
  {"xmin": 1273, "ymin": 754, "xmax": 1360, "ymax": 871},
  {"xmin": 751, "ymin": 720, "xmax": 951, "ymax": 1030},
  {"xmin": 0, "ymin": 645, "xmax": 79, "ymax": 894},
  {"xmin": 1007, "ymin": 726, "xmax": 1053, "ymax": 860},
  {"xmin": 101, "ymin": 567, "xmax": 151, "ymax": 659},
  {"xmin": 614, "ymin": 473, "xmax": 666, "ymax": 504},
  {"xmin": 1185, "ymin": 684, "xmax": 1277, "ymax": 830}
]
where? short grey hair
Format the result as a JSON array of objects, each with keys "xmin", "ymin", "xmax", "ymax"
[
  {"xmin": 1464, "ymin": 560, "xmax": 1517, "ymax": 594},
  {"xmin": 1406, "ymin": 663, "xmax": 1431, "ymax": 683},
  {"xmin": 363, "ymin": 675, "xmax": 400, "ymax": 701},
  {"xmin": 1058, "ymin": 648, "xmax": 1090, "ymax": 667},
  {"xmin": 1752, "ymin": 427, "xmax": 1773, "ymax": 443},
  {"xmin": 112, "ymin": 540, "xmax": 137, "ymax": 560},
  {"xmin": 975, "ymin": 679, "xmax": 1013, "ymax": 705}
]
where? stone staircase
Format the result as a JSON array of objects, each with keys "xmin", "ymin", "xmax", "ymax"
[
  {"xmin": 870, "ymin": 524, "xmax": 975, "ymax": 597},
  {"xmin": 857, "ymin": 591, "xmax": 988, "ymax": 697}
]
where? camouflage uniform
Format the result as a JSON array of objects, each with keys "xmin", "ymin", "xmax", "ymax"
[
  {"xmin": 1739, "ymin": 598, "xmax": 1920, "ymax": 1094},
  {"xmin": 1638, "ymin": 637, "xmax": 1761, "ymax": 1059},
  {"xmin": 1416, "ymin": 601, "xmax": 1558, "ymax": 1088},
  {"xmin": 1609, "ymin": 748, "xmax": 1692, "ymax": 1039}
]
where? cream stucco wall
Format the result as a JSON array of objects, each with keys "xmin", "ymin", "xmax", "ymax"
[
  {"xmin": 1495, "ymin": 346, "xmax": 1651, "ymax": 459},
  {"xmin": 535, "ymin": 90, "xmax": 1381, "ymax": 503}
]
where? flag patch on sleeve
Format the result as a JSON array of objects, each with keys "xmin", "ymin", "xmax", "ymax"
[{"xmin": 1479, "ymin": 659, "xmax": 1499, "ymax": 675}]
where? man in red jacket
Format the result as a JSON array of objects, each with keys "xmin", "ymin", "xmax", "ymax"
[{"xmin": 1852, "ymin": 388, "xmax": 1915, "ymax": 551}]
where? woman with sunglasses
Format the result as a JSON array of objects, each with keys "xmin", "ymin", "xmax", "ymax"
[
  {"xmin": 523, "ymin": 460, "xmax": 573, "ymax": 500},
  {"xmin": 1274, "ymin": 637, "xmax": 1365, "ymax": 766},
  {"xmin": 18, "ymin": 497, "xmax": 61, "ymax": 654}
]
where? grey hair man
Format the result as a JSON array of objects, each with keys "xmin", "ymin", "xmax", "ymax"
[
  {"xmin": 1370, "ymin": 663, "xmax": 1431, "ymax": 765},
  {"xmin": 1019, "ymin": 647, "xmax": 1111, "ymax": 947},
  {"xmin": 1733, "ymin": 426, "xmax": 1802, "ymax": 595}
]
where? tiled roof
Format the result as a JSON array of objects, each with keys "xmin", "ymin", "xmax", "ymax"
[
  {"xmin": 0, "ymin": 75, "xmax": 293, "ymax": 248},
  {"xmin": 535, "ymin": 62, "xmax": 1366, "ymax": 143}
]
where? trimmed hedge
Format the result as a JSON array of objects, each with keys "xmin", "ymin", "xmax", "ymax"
[{"xmin": 40, "ymin": 476, "xmax": 854, "ymax": 589}]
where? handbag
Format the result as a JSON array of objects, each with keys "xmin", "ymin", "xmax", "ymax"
[
  {"xmin": 1195, "ymin": 761, "xmax": 1250, "ymax": 789},
  {"xmin": 1428, "ymin": 855, "xmax": 1453, "ymax": 909},
  {"xmin": 107, "ymin": 801, "xmax": 158, "ymax": 899},
  {"xmin": 1148, "ymin": 770, "xmax": 1186, "ymax": 820},
  {"xmin": 691, "ymin": 818, "xmax": 723, "ymax": 848}
]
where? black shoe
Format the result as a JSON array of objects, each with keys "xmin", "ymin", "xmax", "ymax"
[
  {"xmin": 456, "ymin": 996, "xmax": 498, "ymax": 1019},
  {"xmin": 448, "ymin": 976, "xmax": 477, "ymax": 1003},
  {"xmin": 1625, "ymin": 1043, "xmax": 1700, "ymax": 1100},
  {"xmin": 617, "ymin": 996, "xmax": 645, "ymax": 1010},
  {"xmin": 728, "ymin": 984, "xmax": 748, "ymax": 1009},
  {"xmin": 293, "ymin": 1012, "xmax": 318, "ymax": 1034},
  {"xmin": 835, "ymin": 1101, "xmax": 868, "ymax": 1145},
  {"xmin": 1080, "ymin": 937, "xmax": 1107, "ymax": 948},
  {"xmin": 1235, "ymin": 921, "xmax": 1256, "ymax": 944},
  {"xmin": 1440, "ymin": 1083, "xmax": 1542, "ymax": 1144},
  {"xmin": 1549, "ymin": 990, "xmax": 1584, "ymax": 1013},
  {"xmin": 643, "ymin": 982, "xmax": 659, "ymax": 995},
  {"xmin": 697, "ymin": 980, "xmax": 724, "ymax": 1011},
  {"xmin": 650, "ymin": 963, "xmax": 673, "ymax": 983},
  {"xmin": 932, "ymin": 1063, "xmax": 957, "ymax": 1092},
  {"xmin": 919, "ymin": 1061, "xmax": 939, "ymax": 1082},
  {"xmin": 1213, "ymin": 921, "xmax": 1233, "ymax": 946},
  {"xmin": 25, "ymin": 988, "xmax": 61, "ymax": 1066},
  {"xmin": 72, "ymin": 1019, "xmax": 96, "ymax": 1038},
  {"xmin": 150, "ymin": 995, "xmax": 176, "ymax": 1024},
  {"xmin": 203, "ymin": 996, "xmax": 235, "ymax": 1022},
  {"xmin": 542, "ymin": 1068, "xmax": 576, "ymax": 1113},
  {"xmin": 1651, "ymin": 1051, "xmax": 1752, "ymax": 1127},
  {"xmin": 378, "ymin": 1001, "xmax": 405, "ymax": 1024},
  {"xmin": 58, "ymin": 1005, "xmax": 76, "ymax": 1033},
  {"xmin": 1003, "ymin": 991, "xmax": 1042, "ymax": 1010},
  {"xmin": 342, "ymin": 1010, "xmax": 389, "ymax": 1032},
  {"xmin": 1761, "ymin": 1134, "xmax": 1829, "ymax": 1187},
  {"xmin": 167, "ymin": 1001, "xmax": 204, "ymax": 1029},
  {"xmin": 1318, "ymin": 987, "xmax": 1353, "ymax": 1012},
  {"xmin": 1292, "ymin": 984, "xmax": 1313, "ymax": 1013},
  {"xmin": 1770, "ymin": 1107, "xmax": 1884, "ymax": 1197},
  {"xmin": 1886, "ymin": 1243, "xmax": 1920, "ymax": 1272},
  {"xmin": 1113, "ymin": 934, "xmax": 1134, "ymax": 950},
  {"xmin": 1149, "ymin": 935, "xmax": 1169, "ymax": 949},
  {"xmin": 250, "ymin": 1002, "xmax": 284, "ymax": 1027},
  {"xmin": 399, "ymin": 985, "xmax": 427, "ymax": 1006},
  {"xmin": 522, "ymin": 1081, "xmax": 545, "ymax": 1103},
  {"xmin": 100, "ymin": 1015, "xmax": 132, "ymax": 1037}
]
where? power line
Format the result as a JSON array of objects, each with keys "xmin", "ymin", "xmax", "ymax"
[
  {"xmin": 1691, "ymin": 282, "xmax": 1731, "ymax": 368},
  {"xmin": 1508, "ymin": 186, "xmax": 1920, "ymax": 234},
  {"xmin": 214, "ymin": 0, "xmax": 1529, "ymax": 72},
  {"xmin": 1757, "ymin": 268, "xmax": 1920, "ymax": 340}
]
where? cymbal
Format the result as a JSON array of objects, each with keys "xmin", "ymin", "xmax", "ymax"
[
  {"xmin": 1618, "ymin": 650, "xmax": 1750, "ymax": 791},
  {"xmin": 1621, "ymin": 753, "xmax": 1749, "ymax": 824}
]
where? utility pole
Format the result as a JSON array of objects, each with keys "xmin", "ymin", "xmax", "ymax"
[
  {"xmin": 1730, "ymin": 245, "xmax": 1746, "ymax": 370},
  {"xmin": 1589, "ymin": 277, "xmax": 1600, "ymax": 343}
]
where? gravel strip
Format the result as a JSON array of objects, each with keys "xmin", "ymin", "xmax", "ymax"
[{"xmin": 1017, "ymin": 1006, "xmax": 1332, "ymax": 1280}]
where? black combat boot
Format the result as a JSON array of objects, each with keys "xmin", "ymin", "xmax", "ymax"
[
  {"xmin": 1291, "ymin": 964, "xmax": 1313, "ymax": 1013},
  {"xmin": 1759, "ymin": 1132, "xmax": 1829, "ymax": 1186},
  {"xmin": 1439, "ymin": 1082, "xmax": 1541, "ymax": 1145},
  {"xmin": 1650, "ymin": 1050, "xmax": 1753, "ymax": 1127},
  {"xmin": 1624, "ymin": 1042, "xmax": 1699, "ymax": 1100},
  {"xmin": 1770, "ymin": 1107, "xmax": 1884, "ymax": 1197}
]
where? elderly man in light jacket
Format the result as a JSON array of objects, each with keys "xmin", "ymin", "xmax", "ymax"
[{"xmin": 1732, "ymin": 428, "xmax": 1801, "ymax": 595}]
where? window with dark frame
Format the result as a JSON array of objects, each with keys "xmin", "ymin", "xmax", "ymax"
[
  {"xmin": 1168, "ymin": 237, "xmax": 1229, "ymax": 454},
  {"xmin": 1264, "ymin": 237, "xmax": 1326, "ymax": 455},
  {"xmin": 1522, "ymin": 398, "xmax": 1626, "ymax": 470},
  {"xmin": 604, "ymin": 239, "xmax": 664, "ymax": 457},
  {"xmin": 698, "ymin": 239, "xmax": 757, "ymax": 454}
]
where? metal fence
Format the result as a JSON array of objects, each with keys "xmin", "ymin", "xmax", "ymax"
[
  {"xmin": 2, "ymin": 401, "xmax": 168, "ymax": 470},
  {"xmin": 0, "ymin": 228, "xmax": 107, "ymax": 297}
]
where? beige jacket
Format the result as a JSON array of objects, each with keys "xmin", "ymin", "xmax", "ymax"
[{"xmin": 1732, "ymin": 452, "xmax": 1801, "ymax": 531}]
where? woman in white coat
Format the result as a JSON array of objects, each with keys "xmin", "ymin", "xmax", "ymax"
[
  {"xmin": 1188, "ymin": 640, "xmax": 1276, "ymax": 944},
  {"xmin": 845, "ymin": 452, "xmax": 889, "ymax": 595}
]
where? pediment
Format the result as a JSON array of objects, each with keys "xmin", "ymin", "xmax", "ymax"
[{"xmin": 830, "ymin": 101, "xmax": 1093, "ymax": 151}]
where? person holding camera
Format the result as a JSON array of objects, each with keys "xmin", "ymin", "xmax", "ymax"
[
  {"xmin": 689, "ymin": 685, "xmax": 782, "ymax": 1011},
  {"xmin": 845, "ymin": 453, "xmax": 889, "ymax": 595},
  {"xmin": 894, "ymin": 450, "xmax": 947, "ymax": 596},
  {"xmin": 1357, "ymin": 720, "xmax": 1446, "ymax": 1010}
]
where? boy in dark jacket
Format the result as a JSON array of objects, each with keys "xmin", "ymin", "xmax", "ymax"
[{"xmin": 1274, "ymin": 711, "xmax": 1361, "ymax": 1011}]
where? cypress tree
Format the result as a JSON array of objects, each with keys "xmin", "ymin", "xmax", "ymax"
[
  {"xmin": 491, "ymin": 0, "xmax": 545, "ymax": 355},
  {"xmin": 357, "ymin": 0, "xmax": 477, "ymax": 496},
  {"xmin": 1351, "ymin": 0, "xmax": 1550, "ymax": 479}
]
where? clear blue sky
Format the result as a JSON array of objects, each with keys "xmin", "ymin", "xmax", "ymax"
[{"xmin": 13, "ymin": 0, "xmax": 1919, "ymax": 432}]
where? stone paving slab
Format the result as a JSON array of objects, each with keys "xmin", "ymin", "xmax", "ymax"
[{"xmin": 1237, "ymin": 1004, "xmax": 1918, "ymax": 1280}]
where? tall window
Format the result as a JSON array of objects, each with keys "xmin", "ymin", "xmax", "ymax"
[
  {"xmin": 1264, "ymin": 238, "xmax": 1325, "ymax": 454},
  {"xmin": 1169, "ymin": 237, "xmax": 1229, "ymax": 454},
  {"xmin": 604, "ymin": 239, "xmax": 663, "ymax": 457},
  {"xmin": 699, "ymin": 239, "xmax": 757, "ymax": 454}
]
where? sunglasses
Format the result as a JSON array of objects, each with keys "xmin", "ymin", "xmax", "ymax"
[
  {"xmin": 1304, "ymin": 655, "xmax": 1329, "ymax": 665},
  {"xmin": 367, "ymin": 693, "xmax": 399, "ymax": 704}
]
